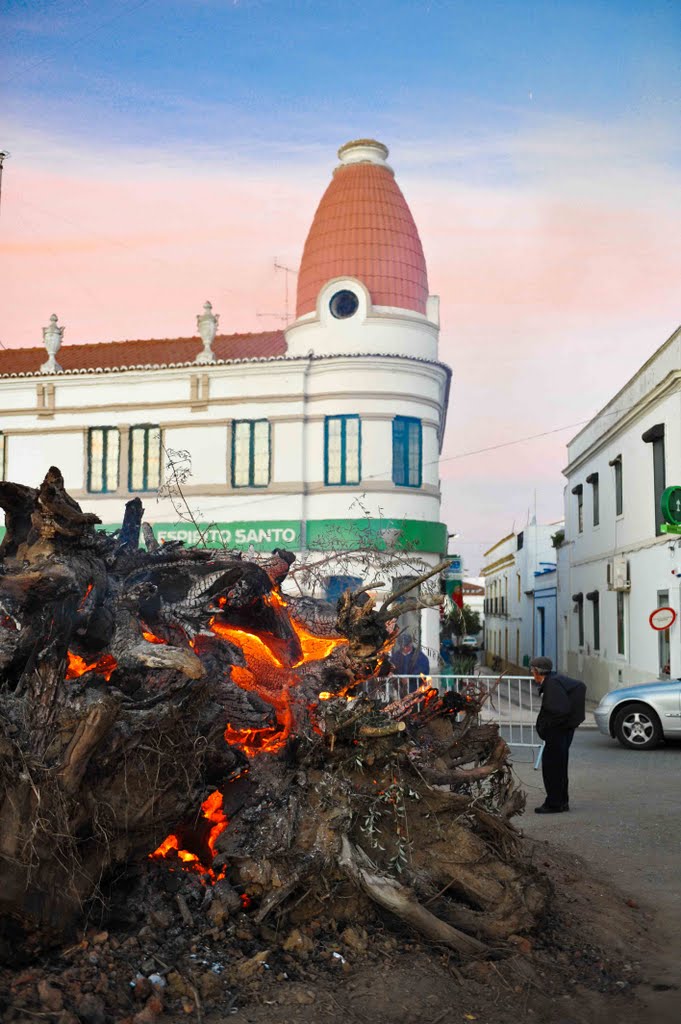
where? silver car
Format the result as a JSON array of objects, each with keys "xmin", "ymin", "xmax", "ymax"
[{"xmin": 594, "ymin": 680, "xmax": 681, "ymax": 750}]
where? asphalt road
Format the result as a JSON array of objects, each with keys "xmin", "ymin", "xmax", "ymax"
[{"xmin": 511, "ymin": 728, "xmax": 681, "ymax": 931}]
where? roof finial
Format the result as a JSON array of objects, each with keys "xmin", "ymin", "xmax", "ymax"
[
  {"xmin": 41, "ymin": 313, "xmax": 64, "ymax": 373},
  {"xmin": 195, "ymin": 301, "xmax": 218, "ymax": 364},
  {"xmin": 337, "ymin": 139, "xmax": 392, "ymax": 172}
]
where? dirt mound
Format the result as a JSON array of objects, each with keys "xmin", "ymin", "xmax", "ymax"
[{"xmin": 0, "ymin": 838, "xmax": 672, "ymax": 1024}]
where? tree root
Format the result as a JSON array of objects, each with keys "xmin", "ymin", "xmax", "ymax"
[{"xmin": 338, "ymin": 836, "xmax": 488, "ymax": 957}]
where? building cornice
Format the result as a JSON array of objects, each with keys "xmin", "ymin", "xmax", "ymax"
[
  {"xmin": 483, "ymin": 532, "xmax": 515, "ymax": 558},
  {"xmin": 0, "ymin": 397, "xmax": 446, "ymax": 424},
  {"xmin": 66, "ymin": 479, "xmax": 441, "ymax": 504},
  {"xmin": 0, "ymin": 350, "xmax": 452, "ymax": 382},
  {"xmin": 563, "ymin": 368, "xmax": 681, "ymax": 477},
  {"xmin": 481, "ymin": 553, "xmax": 515, "ymax": 576},
  {"xmin": 567, "ymin": 325, "xmax": 680, "ymax": 452}
]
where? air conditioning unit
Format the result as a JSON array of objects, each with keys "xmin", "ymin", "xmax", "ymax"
[{"xmin": 607, "ymin": 555, "xmax": 631, "ymax": 591}]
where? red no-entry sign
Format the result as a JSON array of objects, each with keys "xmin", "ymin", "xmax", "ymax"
[{"xmin": 649, "ymin": 607, "xmax": 677, "ymax": 631}]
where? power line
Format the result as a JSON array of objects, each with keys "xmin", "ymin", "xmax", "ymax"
[
  {"xmin": 11, "ymin": 196, "xmax": 207, "ymax": 274},
  {"xmin": 180, "ymin": 414, "xmax": 597, "ymax": 520},
  {"xmin": 436, "ymin": 419, "xmax": 599, "ymax": 467}
]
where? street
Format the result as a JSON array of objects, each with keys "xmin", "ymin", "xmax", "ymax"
[
  {"xmin": 512, "ymin": 729, "xmax": 681, "ymax": 913},
  {"xmin": 512, "ymin": 728, "xmax": 681, "ymax": 1014}
]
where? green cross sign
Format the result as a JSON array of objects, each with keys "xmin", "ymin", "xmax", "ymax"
[{"xmin": 661, "ymin": 486, "xmax": 681, "ymax": 534}]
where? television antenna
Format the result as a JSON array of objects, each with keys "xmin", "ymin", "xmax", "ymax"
[
  {"xmin": 0, "ymin": 151, "xmax": 10, "ymax": 220},
  {"xmin": 257, "ymin": 258, "xmax": 297, "ymax": 326}
]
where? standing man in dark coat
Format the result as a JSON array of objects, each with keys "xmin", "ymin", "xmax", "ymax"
[
  {"xmin": 391, "ymin": 633, "xmax": 430, "ymax": 693},
  {"xmin": 530, "ymin": 656, "xmax": 586, "ymax": 814}
]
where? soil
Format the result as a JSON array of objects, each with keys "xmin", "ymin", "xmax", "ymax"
[{"xmin": 1, "ymin": 837, "xmax": 678, "ymax": 1024}]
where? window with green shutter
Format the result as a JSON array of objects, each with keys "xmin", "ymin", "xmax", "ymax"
[
  {"xmin": 232, "ymin": 420, "xmax": 270, "ymax": 488},
  {"xmin": 88, "ymin": 427, "xmax": 120, "ymax": 493},
  {"xmin": 324, "ymin": 415, "xmax": 361, "ymax": 486},
  {"xmin": 392, "ymin": 416, "xmax": 422, "ymax": 487},
  {"xmin": 128, "ymin": 425, "xmax": 161, "ymax": 492}
]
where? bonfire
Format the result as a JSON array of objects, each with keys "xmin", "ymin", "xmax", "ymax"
[{"xmin": 0, "ymin": 468, "xmax": 550, "ymax": 1011}]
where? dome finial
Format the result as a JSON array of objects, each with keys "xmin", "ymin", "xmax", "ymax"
[{"xmin": 337, "ymin": 139, "xmax": 392, "ymax": 171}]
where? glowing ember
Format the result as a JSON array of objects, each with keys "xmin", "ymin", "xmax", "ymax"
[
  {"xmin": 150, "ymin": 789, "xmax": 228, "ymax": 881},
  {"xmin": 291, "ymin": 617, "xmax": 347, "ymax": 666},
  {"xmin": 142, "ymin": 629, "xmax": 167, "ymax": 645},
  {"xmin": 210, "ymin": 621, "xmax": 286, "ymax": 670},
  {"xmin": 152, "ymin": 589, "xmax": 350, "ymax": 881},
  {"xmin": 66, "ymin": 651, "xmax": 117, "ymax": 681},
  {"xmin": 224, "ymin": 705, "xmax": 293, "ymax": 757},
  {"xmin": 201, "ymin": 789, "xmax": 229, "ymax": 856}
]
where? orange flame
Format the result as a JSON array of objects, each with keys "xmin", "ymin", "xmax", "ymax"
[
  {"xmin": 151, "ymin": 590, "xmax": 349, "ymax": 880},
  {"xmin": 291, "ymin": 618, "xmax": 347, "ymax": 666},
  {"xmin": 210, "ymin": 613, "xmax": 346, "ymax": 756},
  {"xmin": 142, "ymin": 630, "xmax": 167, "ymax": 645},
  {"xmin": 150, "ymin": 789, "xmax": 228, "ymax": 882},
  {"xmin": 66, "ymin": 651, "xmax": 118, "ymax": 681}
]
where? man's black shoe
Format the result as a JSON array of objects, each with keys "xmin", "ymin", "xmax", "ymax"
[{"xmin": 534, "ymin": 804, "xmax": 566, "ymax": 814}]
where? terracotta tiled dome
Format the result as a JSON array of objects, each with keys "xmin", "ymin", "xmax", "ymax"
[{"xmin": 296, "ymin": 140, "xmax": 429, "ymax": 318}]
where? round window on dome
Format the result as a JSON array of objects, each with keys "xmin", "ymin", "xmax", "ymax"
[{"xmin": 329, "ymin": 290, "xmax": 359, "ymax": 319}]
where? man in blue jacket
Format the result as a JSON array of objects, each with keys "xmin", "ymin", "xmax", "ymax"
[
  {"xmin": 530, "ymin": 656, "xmax": 586, "ymax": 814},
  {"xmin": 391, "ymin": 633, "xmax": 430, "ymax": 693}
]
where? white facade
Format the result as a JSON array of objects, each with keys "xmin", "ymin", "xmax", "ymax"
[
  {"xmin": 0, "ymin": 140, "xmax": 452, "ymax": 669},
  {"xmin": 462, "ymin": 578, "xmax": 485, "ymax": 643},
  {"xmin": 482, "ymin": 521, "xmax": 560, "ymax": 671},
  {"xmin": 558, "ymin": 327, "xmax": 681, "ymax": 699},
  {"xmin": 533, "ymin": 567, "xmax": 558, "ymax": 668}
]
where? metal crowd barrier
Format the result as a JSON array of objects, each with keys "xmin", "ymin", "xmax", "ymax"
[{"xmin": 367, "ymin": 673, "xmax": 543, "ymax": 756}]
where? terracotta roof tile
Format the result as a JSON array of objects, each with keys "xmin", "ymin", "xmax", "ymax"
[
  {"xmin": 0, "ymin": 331, "xmax": 287, "ymax": 377},
  {"xmin": 296, "ymin": 162, "xmax": 429, "ymax": 318}
]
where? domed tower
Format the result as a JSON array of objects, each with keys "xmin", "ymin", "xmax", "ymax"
[
  {"xmin": 284, "ymin": 140, "xmax": 449, "ymax": 668},
  {"xmin": 285, "ymin": 139, "xmax": 440, "ymax": 358}
]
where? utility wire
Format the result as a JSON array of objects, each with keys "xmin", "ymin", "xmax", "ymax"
[
  {"xmin": 174, "ymin": 415, "xmax": 600, "ymax": 520},
  {"xmin": 11, "ymin": 196, "xmax": 214, "ymax": 276}
]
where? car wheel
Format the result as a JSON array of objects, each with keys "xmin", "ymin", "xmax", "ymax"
[{"xmin": 613, "ymin": 702, "xmax": 662, "ymax": 750}]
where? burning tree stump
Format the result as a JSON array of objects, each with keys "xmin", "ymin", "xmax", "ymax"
[{"xmin": 0, "ymin": 469, "xmax": 548, "ymax": 965}]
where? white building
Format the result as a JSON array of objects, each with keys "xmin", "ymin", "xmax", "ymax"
[
  {"xmin": 482, "ymin": 521, "xmax": 561, "ymax": 671},
  {"xmin": 462, "ymin": 578, "xmax": 485, "ymax": 643},
  {"xmin": 558, "ymin": 326, "xmax": 681, "ymax": 699},
  {"xmin": 533, "ymin": 566, "xmax": 558, "ymax": 669},
  {"xmin": 0, "ymin": 139, "xmax": 451, "ymax": 666}
]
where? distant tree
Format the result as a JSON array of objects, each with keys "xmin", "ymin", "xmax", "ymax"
[{"xmin": 445, "ymin": 603, "xmax": 481, "ymax": 638}]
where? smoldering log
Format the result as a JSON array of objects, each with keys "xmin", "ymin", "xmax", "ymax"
[{"xmin": 1, "ymin": 468, "xmax": 548, "ymax": 963}]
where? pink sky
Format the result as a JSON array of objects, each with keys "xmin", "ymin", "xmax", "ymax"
[{"xmin": 2, "ymin": 123, "xmax": 680, "ymax": 572}]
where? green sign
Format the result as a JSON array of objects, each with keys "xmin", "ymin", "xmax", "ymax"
[
  {"xmin": 661, "ymin": 486, "xmax": 681, "ymax": 526},
  {"xmin": 306, "ymin": 518, "xmax": 447, "ymax": 554},
  {"xmin": 153, "ymin": 521, "xmax": 300, "ymax": 551},
  {"xmin": 0, "ymin": 518, "xmax": 448, "ymax": 554}
]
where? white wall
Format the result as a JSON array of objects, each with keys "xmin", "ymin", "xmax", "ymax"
[
  {"xmin": 482, "ymin": 523, "xmax": 561, "ymax": 670},
  {"xmin": 0, "ymin": 347, "xmax": 450, "ymax": 609},
  {"xmin": 561, "ymin": 328, "xmax": 681, "ymax": 698},
  {"xmin": 285, "ymin": 276, "xmax": 439, "ymax": 362}
]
